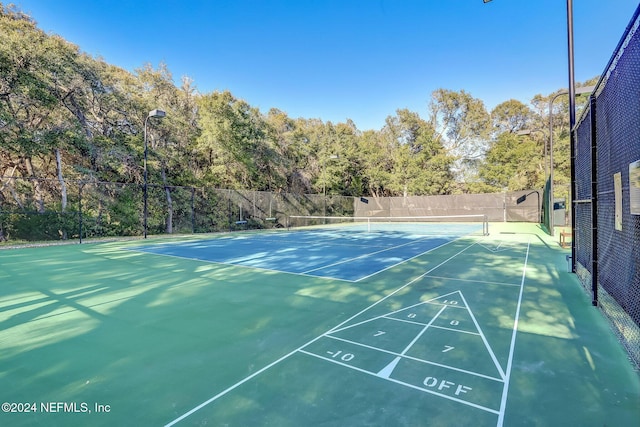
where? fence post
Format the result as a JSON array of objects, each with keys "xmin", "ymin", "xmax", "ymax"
[
  {"xmin": 228, "ymin": 189, "xmax": 232, "ymax": 232},
  {"xmin": 503, "ymin": 191, "xmax": 507, "ymax": 222},
  {"xmin": 191, "ymin": 187, "xmax": 195, "ymax": 234},
  {"xmin": 589, "ymin": 94, "xmax": 598, "ymax": 306},
  {"xmin": 78, "ymin": 182, "xmax": 84, "ymax": 244}
]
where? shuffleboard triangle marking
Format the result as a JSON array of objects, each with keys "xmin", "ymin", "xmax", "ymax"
[
  {"xmin": 377, "ymin": 356, "xmax": 401, "ymax": 378},
  {"xmin": 326, "ymin": 290, "xmax": 505, "ymax": 380}
]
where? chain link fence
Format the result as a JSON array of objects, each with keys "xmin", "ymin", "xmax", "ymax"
[
  {"xmin": 1, "ymin": 175, "xmax": 543, "ymax": 244},
  {"xmin": 573, "ymin": 5, "xmax": 640, "ymax": 369},
  {"xmin": 354, "ymin": 190, "xmax": 542, "ymax": 223},
  {"xmin": 0, "ymin": 179, "xmax": 355, "ymax": 242}
]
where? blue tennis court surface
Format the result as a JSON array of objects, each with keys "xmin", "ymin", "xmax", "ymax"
[{"xmin": 130, "ymin": 223, "xmax": 483, "ymax": 281}]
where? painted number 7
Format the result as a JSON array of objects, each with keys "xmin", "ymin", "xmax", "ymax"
[{"xmin": 442, "ymin": 345, "xmax": 455, "ymax": 353}]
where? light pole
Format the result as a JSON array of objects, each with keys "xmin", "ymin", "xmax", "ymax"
[
  {"xmin": 483, "ymin": 0, "xmax": 588, "ymax": 243},
  {"xmin": 143, "ymin": 108, "xmax": 166, "ymax": 238},
  {"xmin": 481, "ymin": 0, "xmax": 577, "ymax": 109},
  {"xmin": 482, "ymin": 0, "xmax": 577, "ymax": 115},
  {"xmin": 548, "ymin": 86, "xmax": 594, "ymax": 236}
]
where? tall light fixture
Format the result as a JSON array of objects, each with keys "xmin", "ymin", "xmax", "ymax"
[
  {"xmin": 481, "ymin": 0, "xmax": 576, "ymax": 116},
  {"xmin": 143, "ymin": 109, "xmax": 166, "ymax": 238},
  {"xmin": 548, "ymin": 86, "xmax": 595, "ymax": 236},
  {"xmin": 566, "ymin": 0, "xmax": 579, "ymax": 272},
  {"xmin": 483, "ymin": 0, "xmax": 581, "ymax": 264}
]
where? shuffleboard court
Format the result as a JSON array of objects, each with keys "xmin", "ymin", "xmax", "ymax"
[{"xmin": 164, "ymin": 233, "xmax": 529, "ymax": 426}]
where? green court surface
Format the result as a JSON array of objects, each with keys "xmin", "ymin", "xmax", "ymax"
[{"xmin": 0, "ymin": 223, "xmax": 638, "ymax": 426}]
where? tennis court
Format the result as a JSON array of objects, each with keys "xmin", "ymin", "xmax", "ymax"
[
  {"xmin": 128, "ymin": 218, "xmax": 485, "ymax": 281},
  {"xmin": 1, "ymin": 222, "xmax": 638, "ymax": 426}
]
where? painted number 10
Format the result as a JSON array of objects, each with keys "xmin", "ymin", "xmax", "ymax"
[{"xmin": 327, "ymin": 350, "xmax": 355, "ymax": 362}]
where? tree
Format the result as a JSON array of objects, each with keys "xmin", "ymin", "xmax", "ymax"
[
  {"xmin": 382, "ymin": 109, "xmax": 454, "ymax": 196},
  {"xmin": 134, "ymin": 64, "xmax": 201, "ymax": 233},
  {"xmin": 490, "ymin": 99, "xmax": 534, "ymax": 135},
  {"xmin": 428, "ymin": 89, "xmax": 491, "ymax": 188},
  {"xmin": 0, "ymin": 1, "xmax": 607, "ymax": 241},
  {"xmin": 195, "ymin": 90, "xmax": 275, "ymax": 190},
  {"xmin": 0, "ymin": 4, "xmax": 103, "ymax": 212},
  {"xmin": 264, "ymin": 108, "xmax": 305, "ymax": 192},
  {"xmin": 325, "ymin": 120, "xmax": 362, "ymax": 196},
  {"xmin": 478, "ymin": 131, "xmax": 543, "ymax": 192},
  {"xmin": 529, "ymin": 82, "xmax": 598, "ymax": 203}
]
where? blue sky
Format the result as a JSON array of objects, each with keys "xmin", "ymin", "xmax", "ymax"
[{"xmin": 15, "ymin": 0, "xmax": 639, "ymax": 131}]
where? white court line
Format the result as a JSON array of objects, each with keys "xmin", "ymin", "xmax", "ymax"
[
  {"xmin": 129, "ymin": 235, "xmax": 462, "ymax": 284},
  {"xmin": 422, "ymin": 275, "xmax": 522, "ymax": 288},
  {"xmin": 126, "ymin": 247, "xmax": 364, "ymax": 283},
  {"xmin": 328, "ymin": 290, "xmax": 461, "ymax": 334},
  {"xmin": 326, "ymin": 292, "xmax": 504, "ymax": 383},
  {"xmin": 354, "ymin": 235, "xmax": 470, "ymax": 282},
  {"xmin": 399, "ymin": 305, "xmax": 447, "ymax": 354},
  {"xmin": 300, "ymin": 234, "xmax": 441, "ymax": 275},
  {"xmin": 375, "ymin": 305, "xmax": 446, "ymax": 380},
  {"xmin": 328, "ymin": 310, "xmax": 480, "ymax": 335},
  {"xmin": 477, "ymin": 242, "xmax": 505, "ymax": 252},
  {"xmin": 298, "ymin": 349, "xmax": 501, "ymax": 415},
  {"xmin": 458, "ymin": 292, "xmax": 506, "ymax": 381},
  {"xmin": 163, "ymin": 241, "xmax": 477, "ymax": 427},
  {"xmin": 496, "ymin": 238, "xmax": 531, "ymax": 427},
  {"xmin": 323, "ymin": 335, "xmax": 503, "ymax": 382},
  {"xmin": 429, "ymin": 325, "xmax": 481, "ymax": 336}
]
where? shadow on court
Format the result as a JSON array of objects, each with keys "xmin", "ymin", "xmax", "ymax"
[{"xmin": 0, "ymin": 223, "xmax": 638, "ymax": 426}]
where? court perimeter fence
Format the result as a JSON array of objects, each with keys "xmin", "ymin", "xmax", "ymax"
[
  {"xmin": 0, "ymin": 177, "xmax": 542, "ymax": 243},
  {"xmin": 573, "ymin": 4, "xmax": 640, "ymax": 369},
  {"xmin": 353, "ymin": 191, "xmax": 542, "ymax": 222}
]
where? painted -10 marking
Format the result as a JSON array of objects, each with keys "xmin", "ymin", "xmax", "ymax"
[{"xmin": 327, "ymin": 350, "xmax": 355, "ymax": 362}]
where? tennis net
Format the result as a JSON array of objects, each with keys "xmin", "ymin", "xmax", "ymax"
[{"xmin": 287, "ymin": 214, "xmax": 489, "ymax": 236}]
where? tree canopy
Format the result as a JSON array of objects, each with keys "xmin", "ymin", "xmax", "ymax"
[{"xmin": 0, "ymin": 2, "xmax": 596, "ymax": 214}]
